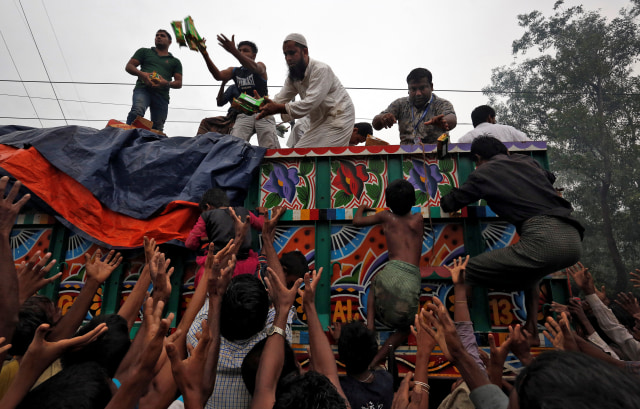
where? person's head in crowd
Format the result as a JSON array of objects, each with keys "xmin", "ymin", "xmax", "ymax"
[
  {"xmin": 406, "ymin": 68, "xmax": 433, "ymax": 109},
  {"xmin": 220, "ymin": 275, "xmax": 269, "ymax": 341},
  {"xmin": 338, "ymin": 321, "xmax": 377, "ymax": 376},
  {"xmin": 17, "ymin": 362, "xmax": 112, "ymax": 409},
  {"xmin": 470, "ymin": 105, "xmax": 497, "ymax": 127},
  {"xmin": 385, "ymin": 179, "xmax": 416, "ymax": 216},
  {"xmin": 470, "ymin": 135, "xmax": 508, "ymax": 165},
  {"xmin": 274, "ymin": 371, "xmax": 347, "ymax": 409},
  {"xmin": 238, "ymin": 40, "xmax": 258, "ymax": 61},
  {"xmin": 61, "ymin": 314, "xmax": 130, "ymax": 378},
  {"xmin": 511, "ymin": 351, "xmax": 640, "ymax": 409},
  {"xmin": 199, "ymin": 188, "xmax": 230, "ymax": 211},
  {"xmin": 241, "ymin": 338, "xmax": 299, "ymax": 395},
  {"xmin": 10, "ymin": 295, "xmax": 59, "ymax": 356},
  {"xmin": 283, "ymin": 33, "xmax": 309, "ymax": 82},
  {"xmin": 280, "ymin": 251, "xmax": 309, "ymax": 289},
  {"xmin": 350, "ymin": 123, "xmax": 373, "ymax": 145}
]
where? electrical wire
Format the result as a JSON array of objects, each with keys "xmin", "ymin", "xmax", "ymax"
[{"xmin": 18, "ymin": 0, "xmax": 68, "ymax": 125}]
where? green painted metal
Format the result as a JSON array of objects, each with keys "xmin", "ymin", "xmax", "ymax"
[
  {"xmin": 102, "ymin": 264, "xmax": 123, "ymax": 315},
  {"xmin": 315, "ymin": 156, "xmax": 332, "ymax": 329},
  {"xmin": 42, "ymin": 223, "xmax": 68, "ymax": 302}
]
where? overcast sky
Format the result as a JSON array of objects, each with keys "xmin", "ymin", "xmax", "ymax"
[{"xmin": 0, "ymin": 0, "xmax": 632, "ymax": 144}]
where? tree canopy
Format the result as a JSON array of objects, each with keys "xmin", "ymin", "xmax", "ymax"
[{"xmin": 484, "ymin": 0, "xmax": 640, "ymax": 292}]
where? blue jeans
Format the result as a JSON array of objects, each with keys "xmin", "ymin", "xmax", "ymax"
[{"xmin": 126, "ymin": 87, "xmax": 169, "ymax": 132}]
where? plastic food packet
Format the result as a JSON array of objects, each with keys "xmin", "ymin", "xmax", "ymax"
[
  {"xmin": 184, "ymin": 16, "xmax": 204, "ymax": 51},
  {"xmin": 232, "ymin": 93, "xmax": 265, "ymax": 115},
  {"xmin": 171, "ymin": 21, "xmax": 186, "ymax": 47}
]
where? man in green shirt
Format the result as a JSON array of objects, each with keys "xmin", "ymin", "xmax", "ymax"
[{"xmin": 125, "ymin": 30, "xmax": 183, "ymax": 133}]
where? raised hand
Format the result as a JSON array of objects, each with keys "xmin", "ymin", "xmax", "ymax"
[
  {"xmin": 85, "ymin": 249, "xmax": 123, "ymax": 285},
  {"xmin": 445, "ymin": 255, "xmax": 469, "ymax": 285},
  {"xmin": 18, "ymin": 250, "xmax": 60, "ymax": 304},
  {"xmin": 487, "ymin": 333, "xmax": 511, "ymax": 385},
  {"xmin": 411, "ymin": 312, "xmax": 437, "ymax": 352},
  {"xmin": 261, "ymin": 206, "xmax": 285, "ymax": 243},
  {"xmin": 298, "ymin": 268, "xmax": 322, "ymax": 308},
  {"xmin": 149, "ymin": 251, "xmax": 173, "ymax": 304},
  {"xmin": 507, "ymin": 324, "xmax": 533, "ymax": 366},
  {"xmin": 615, "ymin": 292, "xmax": 640, "ymax": 318},
  {"xmin": 23, "ymin": 322, "xmax": 107, "ymax": 368},
  {"xmin": 378, "ymin": 113, "xmax": 397, "ymax": 129},
  {"xmin": 207, "ymin": 243, "xmax": 235, "ymax": 298},
  {"xmin": 227, "ymin": 207, "xmax": 250, "ymax": 243},
  {"xmin": 550, "ymin": 301, "xmax": 570, "ymax": 316},
  {"xmin": 327, "ymin": 321, "xmax": 342, "ymax": 343},
  {"xmin": 424, "ymin": 114, "xmax": 449, "ymax": 131},
  {"xmin": 630, "ymin": 269, "xmax": 640, "ymax": 288},
  {"xmin": 567, "ymin": 262, "xmax": 595, "ymax": 295},
  {"xmin": 217, "ymin": 33, "xmax": 236, "ymax": 54},
  {"xmin": 265, "ymin": 267, "xmax": 302, "ymax": 313},
  {"xmin": 167, "ymin": 319, "xmax": 212, "ymax": 408},
  {"xmin": 0, "ymin": 176, "xmax": 30, "ymax": 237},
  {"xmin": 144, "ymin": 236, "xmax": 158, "ymax": 265},
  {"xmin": 543, "ymin": 312, "xmax": 578, "ymax": 351}
]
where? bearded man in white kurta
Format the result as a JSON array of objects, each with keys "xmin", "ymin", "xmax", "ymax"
[{"xmin": 257, "ymin": 33, "xmax": 355, "ymax": 148}]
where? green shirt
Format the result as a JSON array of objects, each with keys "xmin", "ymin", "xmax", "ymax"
[{"xmin": 132, "ymin": 47, "xmax": 182, "ymax": 100}]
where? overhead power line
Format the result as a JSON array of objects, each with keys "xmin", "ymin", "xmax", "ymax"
[
  {"xmin": 1, "ymin": 78, "xmax": 638, "ymax": 96},
  {"xmin": 18, "ymin": 0, "xmax": 67, "ymax": 125}
]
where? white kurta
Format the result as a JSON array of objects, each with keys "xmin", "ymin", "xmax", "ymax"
[{"xmin": 274, "ymin": 58, "xmax": 355, "ymax": 148}]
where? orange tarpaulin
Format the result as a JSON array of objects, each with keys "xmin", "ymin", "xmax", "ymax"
[{"xmin": 0, "ymin": 145, "xmax": 199, "ymax": 248}]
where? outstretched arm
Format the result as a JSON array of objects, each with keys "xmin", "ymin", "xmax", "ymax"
[
  {"xmin": 353, "ymin": 205, "xmax": 385, "ymax": 227},
  {"xmin": 49, "ymin": 249, "xmax": 122, "ymax": 342},
  {"xmin": 260, "ymin": 206, "xmax": 286, "ymax": 282},
  {"xmin": 197, "ymin": 39, "xmax": 233, "ymax": 82},
  {"xmin": 0, "ymin": 178, "xmax": 29, "ymax": 363},
  {"xmin": 250, "ymin": 268, "xmax": 302, "ymax": 409},
  {"xmin": 0, "ymin": 323, "xmax": 107, "ymax": 409}
]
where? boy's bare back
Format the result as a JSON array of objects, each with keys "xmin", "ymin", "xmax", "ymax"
[
  {"xmin": 379, "ymin": 210, "xmax": 423, "ymax": 267},
  {"xmin": 353, "ymin": 205, "xmax": 424, "ymax": 267}
]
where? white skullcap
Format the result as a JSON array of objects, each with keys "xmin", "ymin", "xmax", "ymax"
[{"xmin": 284, "ymin": 33, "xmax": 307, "ymax": 47}]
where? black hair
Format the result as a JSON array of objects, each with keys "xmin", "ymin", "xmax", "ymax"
[
  {"xmin": 220, "ymin": 275, "xmax": 269, "ymax": 341},
  {"xmin": 10, "ymin": 295, "xmax": 57, "ymax": 356},
  {"xmin": 471, "ymin": 105, "xmax": 496, "ymax": 127},
  {"xmin": 241, "ymin": 338, "xmax": 299, "ymax": 395},
  {"xmin": 17, "ymin": 362, "xmax": 112, "ymax": 409},
  {"xmin": 157, "ymin": 29, "xmax": 172, "ymax": 42},
  {"xmin": 385, "ymin": 179, "xmax": 416, "ymax": 215},
  {"xmin": 515, "ymin": 351, "xmax": 640, "ymax": 409},
  {"xmin": 274, "ymin": 371, "xmax": 347, "ymax": 409},
  {"xmin": 199, "ymin": 188, "xmax": 230, "ymax": 211},
  {"xmin": 338, "ymin": 321, "xmax": 378, "ymax": 375},
  {"xmin": 280, "ymin": 251, "xmax": 309, "ymax": 281},
  {"xmin": 470, "ymin": 136, "xmax": 508, "ymax": 161},
  {"xmin": 406, "ymin": 68, "xmax": 432, "ymax": 84},
  {"xmin": 354, "ymin": 122, "xmax": 373, "ymax": 137},
  {"xmin": 61, "ymin": 314, "xmax": 131, "ymax": 378},
  {"xmin": 238, "ymin": 41, "xmax": 258, "ymax": 54}
]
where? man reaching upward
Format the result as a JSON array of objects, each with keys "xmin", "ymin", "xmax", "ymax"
[{"xmin": 199, "ymin": 34, "xmax": 280, "ymax": 148}]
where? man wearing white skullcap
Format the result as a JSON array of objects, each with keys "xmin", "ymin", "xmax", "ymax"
[{"xmin": 257, "ymin": 33, "xmax": 355, "ymax": 148}]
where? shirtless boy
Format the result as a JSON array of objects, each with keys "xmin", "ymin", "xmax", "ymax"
[{"xmin": 353, "ymin": 179, "xmax": 424, "ymax": 331}]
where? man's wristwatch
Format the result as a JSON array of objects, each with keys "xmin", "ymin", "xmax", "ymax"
[{"xmin": 267, "ymin": 325, "xmax": 286, "ymax": 338}]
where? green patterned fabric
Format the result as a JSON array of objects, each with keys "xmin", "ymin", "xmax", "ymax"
[{"xmin": 373, "ymin": 259, "xmax": 421, "ymax": 329}]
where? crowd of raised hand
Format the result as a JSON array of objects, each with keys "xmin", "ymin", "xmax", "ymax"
[{"xmin": 2, "ymin": 175, "xmax": 640, "ymax": 409}]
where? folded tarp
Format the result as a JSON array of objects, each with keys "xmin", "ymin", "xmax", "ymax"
[{"xmin": 0, "ymin": 125, "xmax": 266, "ymax": 248}]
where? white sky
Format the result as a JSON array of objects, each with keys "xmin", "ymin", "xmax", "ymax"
[{"xmin": 0, "ymin": 0, "xmax": 632, "ymax": 144}]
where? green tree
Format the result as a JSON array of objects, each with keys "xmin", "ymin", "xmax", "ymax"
[{"xmin": 485, "ymin": 0, "xmax": 640, "ymax": 292}]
